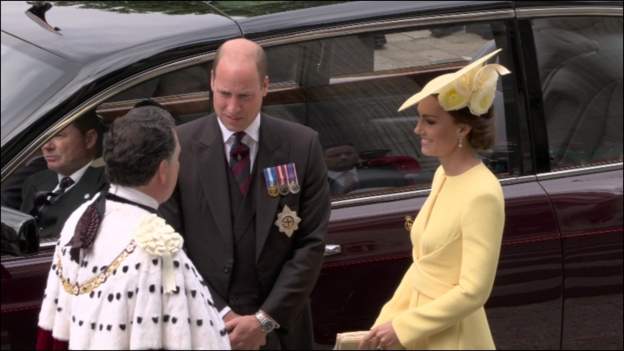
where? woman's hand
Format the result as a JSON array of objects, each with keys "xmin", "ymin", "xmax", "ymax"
[{"xmin": 359, "ymin": 321, "xmax": 400, "ymax": 350}]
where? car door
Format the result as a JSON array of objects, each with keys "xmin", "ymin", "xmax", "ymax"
[
  {"xmin": 249, "ymin": 13, "xmax": 565, "ymax": 349},
  {"xmin": 88, "ymin": 14, "xmax": 566, "ymax": 347},
  {"xmin": 520, "ymin": 9, "xmax": 624, "ymax": 349}
]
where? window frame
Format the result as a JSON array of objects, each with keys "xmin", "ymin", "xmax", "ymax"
[
  {"xmin": 4, "ymin": 7, "xmax": 529, "ymax": 216},
  {"xmin": 516, "ymin": 6, "xmax": 624, "ymax": 174}
]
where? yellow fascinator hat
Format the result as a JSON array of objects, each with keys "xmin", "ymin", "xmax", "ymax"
[{"xmin": 398, "ymin": 48, "xmax": 511, "ymax": 116}]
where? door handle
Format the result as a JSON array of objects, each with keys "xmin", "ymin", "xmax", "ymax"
[{"xmin": 324, "ymin": 244, "xmax": 342, "ymax": 257}]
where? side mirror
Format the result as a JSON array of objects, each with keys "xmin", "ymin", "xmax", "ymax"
[{"xmin": 1, "ymin": 206, "xmax": 39, "ymax": 256}]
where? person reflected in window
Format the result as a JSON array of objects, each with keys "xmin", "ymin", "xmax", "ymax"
[
  {"xmin": 325, "ymin": 143, "xmax": 419, "ymax": 195},
  {"xmin": 360, "ymin": 49, "xmax": 509, "ymax": 350},
  {"xmin": 20, "ymin": 112, "xmax": 107, "ymax": 238},
  {"xmin": 325, "ymin": 143, "xmax": 360, "ymax": 194}
]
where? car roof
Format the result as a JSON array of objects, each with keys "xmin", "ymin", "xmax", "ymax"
[
  {"xmin": 0, "ymin": 1, "xmax": 239, "ymax": 64},
  {"xmin": 3, "ymin": 1, "xmax": 621, "ymax": 63}
]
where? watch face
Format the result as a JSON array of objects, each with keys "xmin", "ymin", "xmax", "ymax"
[
  {"xmin": 256, "ymin": 313, "xmax": 274, "ymax": 333},
  {"xmin": 260, "ymin": 321, "xmax": 273, "ymax": 333}
]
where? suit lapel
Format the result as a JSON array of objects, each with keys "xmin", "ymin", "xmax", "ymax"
[
  {"xmin": 41, "ymin": 171, "xmax": 58, "ymax": 192},
  {"xmin": 197, "ymin": 116, "xmax": 233, "ymax": 249},
  {"xmin": 68, "ymin": 166, "xmax": 105, "ymax": 198},
  {"xmin": 255, "ymin": 115, "xmax": 289, "ymax": 261}
]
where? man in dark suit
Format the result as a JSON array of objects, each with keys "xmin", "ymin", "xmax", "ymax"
[
  {"xmin": 325, "ymin": 143, "xmax": 416, "ymax": 195},
  {"xmin": 325, "ymin": 143, "xmax": 361, "ymax": 194},
  {"xmin": 20, "ymin": 112, "xmax": 107, "ymax": 238},
  {"xmin": 162, "ymin": 38, "xmax": 330, "ymax": 349}
]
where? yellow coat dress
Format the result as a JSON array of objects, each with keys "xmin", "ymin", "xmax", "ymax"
[{"xmin": 373, "ymin": 163, "xmax": 505, "ymax": 349}]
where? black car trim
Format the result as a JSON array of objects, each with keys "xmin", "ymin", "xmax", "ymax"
[
  {"xmin": 537, "ymin": 162, "xmax": 623, "ymax": 181},
  {"xmin": 516, "ymin": 18, "xmax": 552, "ymax": 174},
  {"xmin": 331, "ymin": 175, "xmax": 539, "ymax": 210},
  {"xmin": 516, "ymin": 6, "xmax": 623, "ymax": 19}
]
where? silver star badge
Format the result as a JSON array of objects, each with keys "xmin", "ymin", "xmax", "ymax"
[{"xmin": 274, "ymin": 205, "xmax": 301, "ymax": 238}]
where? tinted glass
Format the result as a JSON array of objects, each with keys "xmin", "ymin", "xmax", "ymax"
[
  {"xmin": 97, "ymin": 21, "xmax": 520, "ymax": 202},
  {"xmin": 263, "ymin": 22, "xmax": 518, "ymax": 199},
  {"xmin": 532, "ymin": 17, "xmax": 623, "ymax": 170},
  {"xmin": 0, "ymin": 33, "xmax": 75, "ymax": 144}
]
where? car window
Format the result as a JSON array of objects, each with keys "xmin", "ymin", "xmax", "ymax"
[
  {"xmin": 263, "ymin": 22, "xmax": 519, "ymax": 200},
  {"xmin": 96, "ymin": 21, "xmax": 519, "ymax": 202},
  {"xmin": 532, "ymin": 17, "xmax": 623, "ymax": 170},
  {"xmin": 0, "ymin": 112, "xmax": 107, "ymax": 243},
  {"xmin": 1, "ymin": 33, "xmax": 76, "ymax": 144}
]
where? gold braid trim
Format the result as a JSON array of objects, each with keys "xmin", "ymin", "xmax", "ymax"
[{"xmin": 58, "ymin": 241, "xmax": 137, "ymax": 296}]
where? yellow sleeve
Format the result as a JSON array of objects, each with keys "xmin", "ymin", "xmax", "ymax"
[
  {"xmin": 392, "ymin": 192, "xmax": 505, "ymax": 347},
  {"xmin": 373, "ymin": 264, "xmax": 414, "ymax": 327}
]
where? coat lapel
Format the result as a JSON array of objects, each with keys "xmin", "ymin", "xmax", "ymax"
[
  {"xmin": 197, "ymin": 116, "xmax": 233, "ymax": 249},
  {"xmin": 68, "ymin": 166, "xmax": 106, "ymax": 199},
  {"xmin": 41, "ymin": 171, "xmax": 58, "ymax": 192},
  {"xmin": 255, "ymin": 116, "xmax": 288, "ymax": 261}
]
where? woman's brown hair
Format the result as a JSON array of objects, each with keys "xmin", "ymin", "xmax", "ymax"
[{"xmin": 448, "ymin": 106, "xmax": 495, "ymax": 151}]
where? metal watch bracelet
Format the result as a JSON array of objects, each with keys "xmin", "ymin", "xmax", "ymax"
[{"xmin": 255, "ymin": 310, "xmax": 278, "ymax": 334}]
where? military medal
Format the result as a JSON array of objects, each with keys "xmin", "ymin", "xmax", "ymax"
[
  {"xmin": 286, "ymin": 163, "xmax": 300, "ymax": 194},
  {"xmin": 276, "ymin": 164, "xmax": 290, "ymax": 196},
  {"xmin": 263, "ymin": 167, "xmax": 279, "ymax": 197},
  {"xmin": 274, "ymin": 205, "xmax": 301, "ymax": 237}
]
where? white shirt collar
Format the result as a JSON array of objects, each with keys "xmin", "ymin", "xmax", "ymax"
[
  {"xmin": 108, "ymin": 184, "xmax": 159, "ymax": 210},
  {"xmin": 217, "ymin": 113, "xmax": 261, "ymax": 145},
  {"xmin": 57, "ymin": 160, "xmax": 92, "ymax": 185}
]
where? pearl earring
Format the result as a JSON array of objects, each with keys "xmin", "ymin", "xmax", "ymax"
[{"xmin": 458, "ymin": 136, "xmax": 463, "ymax": 148}]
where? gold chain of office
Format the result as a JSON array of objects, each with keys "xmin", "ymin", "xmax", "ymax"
[{"xmin": 57, "ymin": 241, "xmax": 137, "ymax": 296}]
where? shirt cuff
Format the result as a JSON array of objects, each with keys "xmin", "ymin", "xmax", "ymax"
[{"xmin": 219, "ymin": 306, "xmax": 232, "ymax": 319}]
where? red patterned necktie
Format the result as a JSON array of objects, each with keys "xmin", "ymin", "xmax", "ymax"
[{"xmin": 230, "ymin": 132, "xmax": 251, "ymax": 195}]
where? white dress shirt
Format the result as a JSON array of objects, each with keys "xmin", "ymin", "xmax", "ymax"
[
  {"xmin": 52, "ymin": 161, "xmax": 93, "ymax": 193},
  {"xmin": 328, "ymin": 168, "xmax": 359, "ymax": 187}
]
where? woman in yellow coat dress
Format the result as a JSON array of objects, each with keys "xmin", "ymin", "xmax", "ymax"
[{"xmin": 360, "ymin": 49, "xmax": 510, "ymax": 350}]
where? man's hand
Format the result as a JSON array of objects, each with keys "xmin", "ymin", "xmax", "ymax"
[
  {"xmin": 223, "ymin": 310, "xmax": 241, "ymax": 323},
  {"xmin": 359, "ymin": 321, "xmax": 400, "ymax": 350},
  {"xmin": 225, "ymin": 315, "xmax": 267, "ymax": 350}
]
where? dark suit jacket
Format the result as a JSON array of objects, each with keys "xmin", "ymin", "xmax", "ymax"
[
  {"xmin": 162, "ymin": 113, "xmax": 330, "ymax": 347},
  {"xmin": 20, "ymin": 165, "xmax": 108, "ymax": 238}
]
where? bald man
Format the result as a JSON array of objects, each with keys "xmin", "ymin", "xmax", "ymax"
[{"xmin": 162, "ymin": 39, "xmax": 330, "ymax": 349}]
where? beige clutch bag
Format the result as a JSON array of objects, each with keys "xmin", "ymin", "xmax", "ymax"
[{"xmin": 334, "ymin": 330, "xmax": 369, "ymax": 350}]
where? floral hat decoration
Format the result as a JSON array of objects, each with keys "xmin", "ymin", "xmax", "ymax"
[{"xmin": 398, "ymin": 48, "xmax": 510, "ymax": 116}]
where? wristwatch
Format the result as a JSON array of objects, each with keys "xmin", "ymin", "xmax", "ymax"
[{"xmin": 255, "ymin": 310, "xmax": 279, "ymax": 334}]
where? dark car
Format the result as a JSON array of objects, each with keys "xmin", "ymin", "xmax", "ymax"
[{"xmin": 2, "ymin": 1, "xmax": 622, "ymax": 349}]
